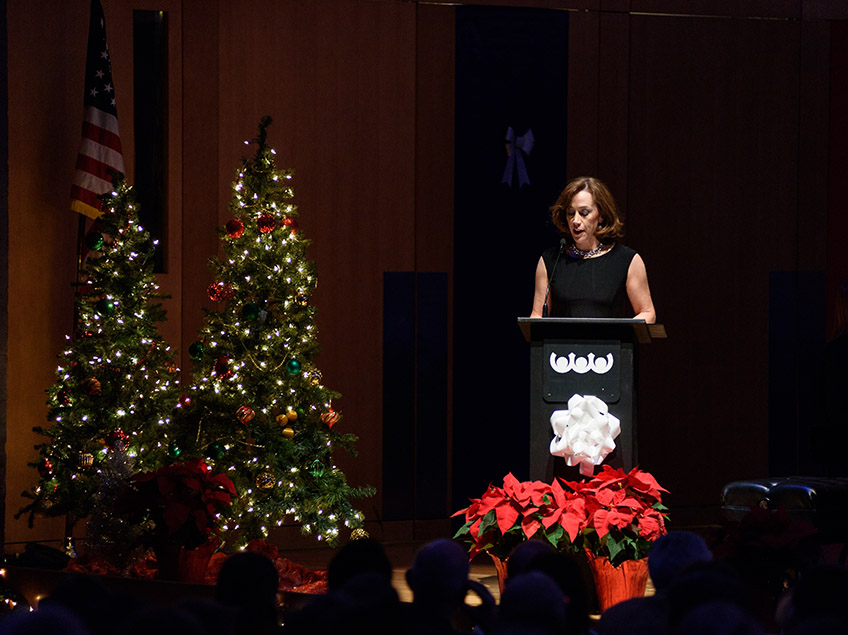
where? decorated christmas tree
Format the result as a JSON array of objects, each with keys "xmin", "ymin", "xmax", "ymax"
[
  {"xmin": 174, "ymin": 117, "xmax": 372, "ymax": 547},
  {"xmin": 19, "ymin": 176, "xmax": 181, "ymax": 526}
]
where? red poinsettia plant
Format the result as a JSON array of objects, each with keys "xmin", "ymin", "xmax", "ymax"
[
  {"xmin": 118, "ymin": 458, "xmax": 237, "ymax": 550},
  {"xmin": 453, "ymin": 466, "xmax": 669, "ymax": 567}
]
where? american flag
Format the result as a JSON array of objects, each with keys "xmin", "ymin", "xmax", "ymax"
[{"xmin": 70, "ymin": 0, "xmax": 125, "ymax": 219}]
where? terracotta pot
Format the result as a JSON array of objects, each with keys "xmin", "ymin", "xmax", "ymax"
[
  {"xmin": 487, "ymin": 552, "xmax": 509, "ymax": 596},
  {"xmin": 586, "ymin": 552, "xmax": 649, "ymax": 612}
]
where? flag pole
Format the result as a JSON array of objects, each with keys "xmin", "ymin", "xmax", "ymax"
[{"xmin": 65, "ymin": 0, "xmax": 126, "ymax": 555}]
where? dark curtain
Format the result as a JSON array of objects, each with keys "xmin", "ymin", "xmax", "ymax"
[{"xmin": 453, "ymin": 6, "xmax": 569, "ymax": 507}]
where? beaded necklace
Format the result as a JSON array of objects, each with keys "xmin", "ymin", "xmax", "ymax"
[{"xmin": 568, "ymin": 242, "xmax": 608, "ymax": 259}]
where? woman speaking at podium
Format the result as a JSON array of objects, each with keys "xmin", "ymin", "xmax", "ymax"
[{"xmin": 530, "ymin": 176, "xmax": 656, "ymax": 323}]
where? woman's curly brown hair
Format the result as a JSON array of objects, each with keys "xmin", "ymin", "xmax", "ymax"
[{"xmin": 550, "ymin": 176, "xmax": 625, "ymax": 245}]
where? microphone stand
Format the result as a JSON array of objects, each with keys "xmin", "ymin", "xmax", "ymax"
[{"xmin": 542, "ymin": 238, "xmax": 566, "ymax": 317}]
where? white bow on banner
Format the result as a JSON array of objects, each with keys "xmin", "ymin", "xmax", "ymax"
[
  {"xmin": 502, "ymin": 127, "xmax": 534, "ymax": 188},
  {"xmin": 550, "ymin": 394, "xmax": 620, "ymax": 476}
]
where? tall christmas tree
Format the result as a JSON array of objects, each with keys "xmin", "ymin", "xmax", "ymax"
[
  {"xmin": 174, "ymin": 117, "xmax": 372, "ymax": 547},
  {"xmin": 19, "ymin": 176, "xmax": 181, "ymax": 526}
]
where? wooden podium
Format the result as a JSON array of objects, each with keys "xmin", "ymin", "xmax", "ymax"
[{"xmin": 518, "ymin": 318, "xmax": 666, "ymax": 481}]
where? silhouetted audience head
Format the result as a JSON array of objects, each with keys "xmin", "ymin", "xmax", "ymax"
[
  {"xmin": 122, "ymin": 605, "xmax": 207, "ymax": 635},
  {"xmin": 506, "ymin": 539, "xmax": 555, "ymax": 579},
  {"xmin": 779, "ymin": 564, "xmax": 848, "ymax": 633},
  {"xmin": 647, "ymin": 530, "xmax": 713, "ymax": 592},
  {"xmin": 675, "ymin": 600, "xmax": 764, "ymax": 635},
  {"xmin": 178, "ymin": 598, "xmax": 238, "ymax": 635},
  {"xmin": 326, "ymin": 538, "xmax": 393, "ymax": 592},
  {"xmin": 0, "ymin": 605, "xmax": 89, "ymax": 635},
  {"xmin": 406, "ymin": 538, "xmax": 469, "ymax": 610},
  {"xmin": 496, "ymin": 571, "xmax": 568, "ymax": 635},
  {"xmin": 36, "ymin": 574, "xmax": 135, "ymax": 635},
  {"xmin": 665, "ymin": 561, "xmax": 749, "ymax": 631},
  {"xmin": 522, "ymin": 551, "xmax": 590, "ymax": 635},
  {"xmin": 284, "ymin": 571, "xmax": 401, "ymax": 635},
  {"xmin": 286, "ymin": 539, "xmax": 398, "ymax": 635},
  {"xmin": 596, "ymin": 595, "xmax": 668, "ymax": 635},
  {"xmin": 216, "ymin": 551, "xmax": 280, "ymax": 634}
]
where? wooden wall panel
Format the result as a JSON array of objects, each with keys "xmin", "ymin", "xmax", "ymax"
[
  {"xmin": 627, "ymin": 14, "xmax": 805, "ymax": 516},
  {"xmin": 180, "ymin": 0, "xmax": 219, "ymax": 376},
  {"xmin": 213, "ymin": 0, "xmax": 419, "ymax": 523},
  {"xmin": 597, "ymin": 11, "xmax": 630, "ymax": 209},
  {"xmin": 4, "ymin": 0, "xmax": 86, "ymax": 545},
  {"xmin": 566, "ymin": 9, "xmax": 601, "ymax": 177}
]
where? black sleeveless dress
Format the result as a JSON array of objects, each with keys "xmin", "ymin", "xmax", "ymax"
[{"xmin": 541, "ymin": 243, "xmax": 637, "ymax": 318}]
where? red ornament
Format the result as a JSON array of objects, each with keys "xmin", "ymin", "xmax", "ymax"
[
  {"xmin": 207, "ymin": 281, "xmax": 235, "ymax": 302},
  {"xmin": 257, "ymin": 214, "xmax": 277, "ymax": 234},
  {"xmin": 226, "ymin": 218, "xmax": 245, "ymax": 239},
  {"xmin": 214, "ymin": 356, "xmax": 234, "ymax": 378},
  {"xmin": 106, "ymin": 429, "xmax": 130, "ymax": 452},
  {"xmin": 282, "ymin": 217, "xmax": 299, "ymax": 235},
  {"xmin": 38, "ymin": 458, "xmax": 54, "ymax": 477},
  {"xmin": 84, "ymin": 377, "xmax": 102, "ymax": 396},
  {"xmin": 177, "ymin": 393, "xmax": 192, "ymax": 409},
  {"xmin": 236, "ymin": 405, "xmax": 255, "ymax": 424},
  {"xmin": 57, "ymin": 389, "xmax": 71, "ymax": 406},
  {"xmin": 320, "ymin": 409, "xmax": 340, "ymax": 428}
]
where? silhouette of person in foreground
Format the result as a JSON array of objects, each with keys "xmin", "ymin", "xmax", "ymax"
[{"xmin": 406, "ymin": 538, "xmax": 496, "ymax": 635}]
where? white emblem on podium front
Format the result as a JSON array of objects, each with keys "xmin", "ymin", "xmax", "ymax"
[{"xmin": 549, "ymin": 352, "xmax": 614, "ymax": 375}]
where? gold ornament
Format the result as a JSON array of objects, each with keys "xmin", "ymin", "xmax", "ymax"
[
  {"xmin": 78, "ymin": 453, "xmax": 94, "ymax": 468},
  {"xmin": 350, "ymin": 528, "xmax": 370, "ymax": 540},
  {"xmin": 282, "ymin": 427, "xmax": 295, "ymax": 440},
  {"xmin": 310, "ymin": 370, "xmax": 322, "ymax": 386},
  {"xmin": 286, "ymin": 410, "xmax": 298, "ymax": 422},
  {"xmin": 256, "ymin": 472, "xmax": 275, "ymax": 490},
  {"xmin": 275, "ymin": 414, "xmax": 288, "ymax": 426}
]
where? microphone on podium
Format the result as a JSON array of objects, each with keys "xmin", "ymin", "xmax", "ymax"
[{"xmin": 542, "ymin": 238, "xmax": 566, "ymax": 318}]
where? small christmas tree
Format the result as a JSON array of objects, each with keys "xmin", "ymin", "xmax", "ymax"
[
  {"xmin": 174, "ymin": 117, "xmax": 372, "ymax": 547},
  {"xmin": 19, "ymin": 176, "xmax": 181, "ymax": 526}
]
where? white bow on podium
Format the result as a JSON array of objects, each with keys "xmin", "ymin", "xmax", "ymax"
[{"xmin": 550, "ymin": 394, "xmax": 620, "ymax": 476}]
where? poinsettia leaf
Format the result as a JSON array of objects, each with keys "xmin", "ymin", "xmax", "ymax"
[
  {"xmin": 192, "ymin": 508, "xmax": 208, "ymax": 533},
  {"xmin": 210, "ymin": 474, "xmax": 237, "ymax": 496},
  {"xmin": 529, "ymin": 483, "xmax": 551, "ymax": 507},
  {"xmin": 156, "ymin": 475, "xmax": 176, "ymax": 496},
  {"xmin": 542, "ymin": 508, "xmax": 561, "ymax": 529},
  {"xmin": 478, "ymin": 509, "xmax": 499, "ymax": 535},
  {"xmin": 545, "ymin": 523, "xmax": 564, "ymax": 548},
  {"xmin": 559, "ymin": 506, "xmax": 587, "ymax": 542},
  {"xmin": 637, "ymin": 512, "xmax": 665, "ymax": 541},
  {"xmin": 628, "ymin": 468, "xmax": 668, "ymax": 498},
  {"xmin": 182, "ymin": 476, "xmax": 203, "ymax": 492},
  {"xmin": 550, "ymin": 479, "xmax": 569, "ymax": 507},
  {"xmin": 453, "ymin": 520, "xmax": 473, "ymax": 539},
  {"xmin": 521, "ymin": 514, "xmax": 540, "ymax": 540},
  {"xmin": 496, "ymin": 503, "xmax": 520, "ymax": 535},
  {"xmin": 593, "ymin": 508, "xmax": 611, "ymax": 539},
  {"xmin": 204, "ymin": 490, "xmax": 233, "ymax": 507},
  {"xmin": 478, "ymin": 488, "xmax": 506, "ymax": 515},
  {"xmin": 605, "ymin": 535, "xmax": 628, "ymax": 564},
  {"xmin": 162, "ymin": 501, "xmax": 190, "ymax": 535},
  {"xmin": 617, "ymin": 496, "xmax": 648, "ymax": 512}
]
